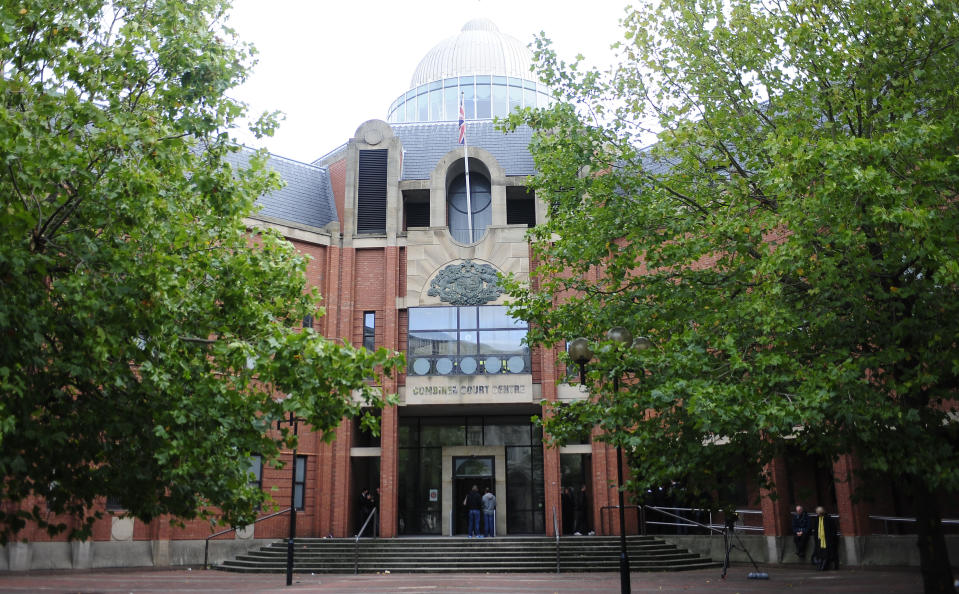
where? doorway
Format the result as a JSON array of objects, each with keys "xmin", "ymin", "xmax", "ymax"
[{"xmin": 452, "ymin": 456, "xmax": 494, "ymax": 536}]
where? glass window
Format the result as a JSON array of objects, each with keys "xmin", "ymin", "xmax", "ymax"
[
  {"xmin": 508, "ymin": 84, "xmax": 522, "ymax": 114},
  {"xmin": 363, "ymin": 312, "xmax": 375, "ymax": 351},
  {"xmin": 407, "ymin": 306, "xmax": 528, "ymax": 376},
  {"xmin": 524, "ymin": 88, "xmax": 536, "ymax": 110},
  {"xmin": 448, "ymin": 172, "xmax": 492, "ymax": 243},
  {"xmin": 248, "ymin": 454, "xmax": 262, "ymax": 489},
  {"xmin": 417, "ymin": 91, "xmax": 428, "ymax": 121},
  {"xmin": 430, "ymin": 88, "xmax": 443, "ymax": 120},
  {"xmin": 409, "ymin": 307, "xmax": 457, "ymax": 330},
  {"xmin": 444, "ymin": 86, "xmax": 459, "ymax": 121},
  {"xmin": 492, "ymin": 83, "xmax": 508, "ymax": 118},
  {"xmin": 460, "ymin": 77, "xmax": 475, "ymax": 119},
  {"xmin": 476, "ymin": 81, "xmax": 492, "ymax": 119},
  {"xmin": 478, "ymin": 330, "xmax": 527, "ymax": 355},
  {"xmin": 294, "ymin": 455, "xmax": 306, "ymax": 510},
  {"xmin": 406, "ymin": 97, "xmax": 416, "ymax": 122},
  {"xmin": 459, "ymin": 306, "xmax": 478, "ymax": 329},
  {"xmin": 478, "ymin": 306, "xmax": 525, "ymax": 328}
]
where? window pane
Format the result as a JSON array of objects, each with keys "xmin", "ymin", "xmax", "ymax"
[
  {"xmin": 445, "ymin": 86, "xmax": 458, "ymax": 121},
  {"xmin": 492, "ymin": 84, "xmax": 507, "ymax": 118},
  {"xmin": 460, "ymin": 78, "xmax": 475, "ymax": 119},
  {"xmin": 508, "ymin": 84, "xmax": 522, "ymax": 114},
  {"xmin": 409, "ymin": 331, "xmax": 458, "ymax": 356},
  {"xmin": 409, "ymin": 307, "xmax": 457, "ymax": 330},
  {"xmin": 459, "ymin": 307, "xmax": 478, "ymax": 329},
  {"xmin": 459, "ymin": 331, "xmax": 478, "ymax": 355},
  {"xmin": 295, "ymin": 456, "xmax": 306, "ymax": 481},
  {"xmin": 430, "ymin": 88, "xmax": 442, "ymax": 120},
  {"xmin": 478, "ymin": 306, "xmax": 526, "ymax": 329},
  {"xmin": 478, "ymin": 330, "xmax": 527, "ymax": 354},
  {"xmin": 476, "ymin": 82, "xmax": 491, "ymax": 119},
  {"xmin": 524, "ymin": 88, "xmax": 536, "ymax": 109},
  {"xmin": 417, "ymin": 91, "xmax": 428, "ymax": 121}
]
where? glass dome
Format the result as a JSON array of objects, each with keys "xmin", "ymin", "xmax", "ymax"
[{"xmin": 387, "ymin": 19, "xmax": 551, "ymax": 123}]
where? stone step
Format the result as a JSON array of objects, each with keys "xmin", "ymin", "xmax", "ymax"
[{"xmin": 215, "ymin": 536, "xmax": 721, "ymax": 574}]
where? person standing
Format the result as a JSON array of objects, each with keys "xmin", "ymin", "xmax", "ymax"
[
  {"xmin": 574, "ymin": 484, "xmax": 589, "ymax": 535},
  {"xmin": 464, "ymin": 484, "xmax": 483, "ymax": 538},
  {"xmin": 792, "ymin": 505, "xmax": 810, "ymax": 559},
  {"xmin": 561, "ymin": 487, "xmax": 574, "ymax": 535},
  {"xmin": 482, "ymin": 486, "xmax": 496, "ymax": 537},
  {"xmin": 811, "ymin": 506, "xmax": 839, "ymax": 570}
]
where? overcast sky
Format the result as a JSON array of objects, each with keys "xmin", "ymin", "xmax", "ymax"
[{"xmin": 225, "ymin": 0, "xmax": 630, "ymax": 163}]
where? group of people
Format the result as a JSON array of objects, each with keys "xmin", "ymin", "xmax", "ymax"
[
  {"xmin": 463, "ymin": 485, "xmax": 496, "ymax": 538},
  {"xmin": 792, "ymin": 504, "xmax": 839, "ymax": 570},
  {"xmin": 561, "ymin": 485, "xmax": 592, "ymax": 536}
]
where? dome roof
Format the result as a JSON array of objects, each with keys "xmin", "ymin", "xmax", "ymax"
[{"xmin": 409, "ymin": 19, "xmax": 534, "ymax": 88}]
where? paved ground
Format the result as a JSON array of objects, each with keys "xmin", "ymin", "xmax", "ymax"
[{"xmin": 0, "ymin": 565, "xmax": 927, "ymax": 593}]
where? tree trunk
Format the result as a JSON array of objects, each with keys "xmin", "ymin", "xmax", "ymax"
[{"xmin": 913, "ymin": 478, "xmax": 956, "ymax": 594}]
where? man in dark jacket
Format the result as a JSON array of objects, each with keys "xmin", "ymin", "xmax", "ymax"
[
  {"xmin": 792, "ymin": 505, "xmax": 810, "ymax": 559},
  {"xmin": 464, "ymin": 484, "xmax": 483, "ymax": 538}
]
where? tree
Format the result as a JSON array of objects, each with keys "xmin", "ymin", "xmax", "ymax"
[
  {"xmin": 0, "ymin": 0, "xmax": 400, "ymax": 543},
  {"xmin": 503, "ymin": 0, "xmax": 959, "ymax": 590}
]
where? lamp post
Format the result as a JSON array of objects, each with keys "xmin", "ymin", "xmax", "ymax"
[
  {"xmin": 569, "ymin": 328, "xmax": 652, "ymax": 594},
  {"xmin": 279, "ymin": 411, "xmax": 299, "ymax": 587}
]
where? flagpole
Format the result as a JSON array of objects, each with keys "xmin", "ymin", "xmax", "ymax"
[{"xmin": 461, "ymin": 93, "xmax": 473, "ymax": 242}]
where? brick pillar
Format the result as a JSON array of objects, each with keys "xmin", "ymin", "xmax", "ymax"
[
  {"xmin": 760, "ymin": 455, "xmax": 792, "ymax": 563},
  {"xmin": 330, "ymin": 422, "xmax": 353, "ymax": 537},
  {"xmin": 378, "ymin": 246, "xmax": 401, "ymax": 538},
  {"xmin": 832, "ymin": 454, "xmax": 869, "ymax": 565},
  {"xmin": 540, "ymin": 345, "xmax": 561, "ymax": 537}
]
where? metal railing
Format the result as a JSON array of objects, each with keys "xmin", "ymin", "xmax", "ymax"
[
  {"xmin": 644, "ymin": 506, "xmax": 764, "ymax": 534},
  {"xmin": 203, "ymin": 507, "xmax": 292, "ymax": 569},
  {"xmin": 600, "ymin": 504, "xmax": 642, "ymax": 537},
  {"xmin": 353, "ymin": 508, "xmax": 378, "ymax": 574},
  {"xmin": 552, "ymin": 506, "xmax": 560, "ymax": 573},
  {"xmin": 868, "ymin": 514, "xmax": 959, "ymax": 535}
]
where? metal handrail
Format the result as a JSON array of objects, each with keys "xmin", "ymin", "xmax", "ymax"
[
  {"xmin": 599, "ymin": 504, "xmax": 641, "ymax": 536},
  {"xmin": 353, "ymin": 508, "xmax": 377, "ymax": 575},
  {"xmin": 868, "ymin": 514, "xmax": 959, "ymax": 534},
  {"xmin": 643, "ymin": 506, "xmax": 724, "ymax": 535},
  {"xmin": 204, "ymin": 507, "xmax": 292, "ymax": 569},
  {"xmin": 644, "ymin": 506, "xmax": 765, "ymax": 534},
  {"xmin": 553, "ymin": 506, "xmax": 560, "ymax": 574}
]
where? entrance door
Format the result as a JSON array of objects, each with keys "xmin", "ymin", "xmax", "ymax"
[{"xmin": 452, "ymin": 456, "xmax": 494, "ymax": 536}]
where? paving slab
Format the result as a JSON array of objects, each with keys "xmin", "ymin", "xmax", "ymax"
[{"xmin": 0, "ymin": 565, "xmax": 925, "ymax": 593}]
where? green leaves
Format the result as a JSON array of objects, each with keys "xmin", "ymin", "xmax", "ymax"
[
  {"xmin": 0, "ymin": 0, "xmax": 401, "ymax": 543},
  {"xmin": 507, "ymin": 0, "xmax": 959, "ymax": 521}
]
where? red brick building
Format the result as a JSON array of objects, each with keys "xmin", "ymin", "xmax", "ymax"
[{"xmin": 2, "ymin": 17, "xmax": 953, "ymax": 572}]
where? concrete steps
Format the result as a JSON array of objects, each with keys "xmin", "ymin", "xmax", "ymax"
[{"xmin": 216, "ymin": 535, "xmax": 721, "ymax": 574}]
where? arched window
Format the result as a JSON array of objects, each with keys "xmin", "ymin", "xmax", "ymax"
[{"xmin": 447, "ymin": 172, "xmax": 492, "ymax": 243}]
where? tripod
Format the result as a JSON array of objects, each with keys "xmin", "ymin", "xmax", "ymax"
[{"xmin": 720, "ymin": 518, "xmax": 768, "ymax": 580}]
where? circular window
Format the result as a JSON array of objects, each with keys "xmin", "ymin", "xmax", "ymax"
[
  {"xmin": 412, "ymin": 358, "xmax": 431, "ymax": 375},
  {"xmin": 485, "ymin": 357, "xmax": 501, "ymax": 374},
  {"xmin": 460, "ymin": 356, "xmax": 477, "ymax": 374},
  {"xmin": 435, "ymin": 357, "xmax": 454, "ymax": 375},
  {"xmin": 507, "ymin": 356, "xmax": 526, "ymax": 373}
]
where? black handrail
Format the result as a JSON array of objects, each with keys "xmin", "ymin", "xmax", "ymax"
[
  {"xmin": 600, "ymin": 504, "xmax": 641, "ymax": 537},
  {"xmin": 353, "ymin": 508, "xmax": 377, "ymax": 575},
  {"xmin": 553, "ymin": 506, "xmax": 560, "ymax": 574},
  {"xmin": 204, "ymin": 507, "xmax": 292, "ymax": 569}
]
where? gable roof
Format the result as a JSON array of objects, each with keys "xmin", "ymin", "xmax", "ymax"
[{"xmin": 224, "ymin": 148, "xmax": 338, "ymax": 231}]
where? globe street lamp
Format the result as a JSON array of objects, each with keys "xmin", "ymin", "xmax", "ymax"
[{"xmin": 569, "ymin": 328, "xmax": 651, "ymax": 594}]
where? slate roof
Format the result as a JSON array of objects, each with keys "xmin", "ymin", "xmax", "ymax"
[
  {"xmin": 392, "ymin": 121, "xmax": 535, "ymax": 180},
  {"xmin": 224, "ymin": 147, "xmax": 338, "ymax": 230}
]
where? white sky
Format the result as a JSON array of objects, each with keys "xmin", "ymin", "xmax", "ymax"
[{"xmin": 226, "ymin": 0, "xmax": 630, "ymax": 163}]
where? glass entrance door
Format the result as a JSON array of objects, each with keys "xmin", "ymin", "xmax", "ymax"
[{"xmin": 452, "ymin": 456, "xmax": 494, "ymax": 536}]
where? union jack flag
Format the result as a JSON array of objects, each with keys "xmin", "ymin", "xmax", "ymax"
[{"xmin": 458, "ymin": 94, "xmax": 466, "ymax": 145}]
